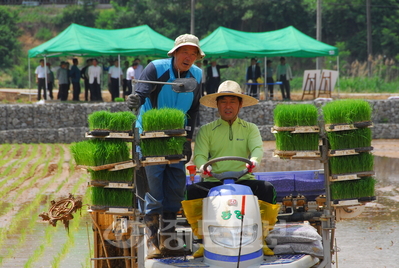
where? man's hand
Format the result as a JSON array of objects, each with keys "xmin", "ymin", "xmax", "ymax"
[
  {"xmin": 183, "ymin": 140, "xmax": 192, "ymax": 162},
  {"xmin": 127, "ymin": 94, "xmax": 141, "ymax": 110},
  {"xmin": 199, "ymin": 165, "xmax": 212, "ymax": 178},
  {"xmin": 246, "ymin": 160, "xmax": 258, "ymax": 173}
]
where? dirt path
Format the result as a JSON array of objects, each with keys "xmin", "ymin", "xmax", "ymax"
[{"xmin": 1, "ymin": 88, "xmax": 399, "ymax": 103}]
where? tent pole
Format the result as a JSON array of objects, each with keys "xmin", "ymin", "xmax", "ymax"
[
  {"xmin": 264, "ymin": 57, "xmax": 267, "ymax": 101},
  {"xmin": 118, "ymin": 54, "xmax": 121, "ymax": 99}
]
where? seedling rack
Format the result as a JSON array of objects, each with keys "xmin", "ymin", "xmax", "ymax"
[{"xmin": 75, "ymin": 110, "xmax": 187, "ymax": 268}]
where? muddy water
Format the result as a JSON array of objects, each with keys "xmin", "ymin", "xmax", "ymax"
[
  {"xmin": 2, "ymin": 154, "xmax": 397, "ymax": 267},
  {"xmin": 333, "ymin": 156, "xmax": 399, "ymax": 268},
  {"xmin": 260, "ymin": 155, "xmax": 399, "ymax": 268}
]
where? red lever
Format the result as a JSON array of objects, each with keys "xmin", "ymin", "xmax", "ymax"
[{"xmin": 186, "ymin": 165, "xmax": 197, "ymax": 182}]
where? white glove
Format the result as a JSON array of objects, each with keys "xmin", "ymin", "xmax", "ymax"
[
  {"xmin": 246, "ymin": 160, "xmax": 258, "ymax": 173},
  {"xmin": 199, "ymin": 165, "xmax": 212, "ymax": 178}
]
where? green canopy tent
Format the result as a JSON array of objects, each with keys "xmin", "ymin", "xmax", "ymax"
[
  {"xmin": 28, "ymin": 23, "xmax": 174, "ymax": 58},
  {"xmin": 27, "ymin": 23, "xmax": 174, "ymax": 101},
  {"xmin": 199, "ymin": 26, "xmax": 339, "ymax": 99},
  {"xmin": 199, "ymin": 26, "xmax": 338, "ymax": 58}
]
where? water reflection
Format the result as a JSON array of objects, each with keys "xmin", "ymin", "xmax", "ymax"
[{"xmin": 261, "ymin": 152, "xmax": 399, "ymax": 268}]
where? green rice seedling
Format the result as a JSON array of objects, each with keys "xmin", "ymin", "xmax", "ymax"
[
  {"xmin": 273, "ymin": 104, "xmax": 318, "ymax": 127},
  {"xmin": 71, "ymin": 139, "xmax": 130, "ymax": 166},
  {"xmin": 273, "ymin": 104, "xmax": 319, "ymax": 151},
  {"xmin": 142, "ymin": 108, "xmax": 185, "ymax": 131},
  {"xmin": 89, "ymin": 168, "xmax": 133, "ymax": 182},
  {"xmin": 108, "ymin": 111, "xmax": 136, "ymax": 131},
  {"xmin": 140, "ymin": 137, "xmax": 186, "ymax": 157},
  {"xmin": 322, "ymin": 99, "xmax": 372, "ymax": 124},
  {"xmin": 330, "ymin": 177, "xmax": 376, "ymax": 200},
  {"xmin": 329, "ymin": 152, "xmax": 374, "ymax": 175},
  {"xmin": 327, "ymin": 128, "xmax": 372, "ymax": 150},
  {"xmin": 114, "ymin": 97, "xmax": 125, "ymax": 102},
  {"xmin": 91, "ymin": 187, "xmax": 134, "ymax": 207},
  {"xmin": 88, "ymin": 110, "xmax": 112, "ymax": 130},
  {"xmin": 275, "ymin": 132, "xmax": 319, "ymax": 151},
  {"xmin": 88, "ymin": 111, "xmax": 136, "ymax": 131}
]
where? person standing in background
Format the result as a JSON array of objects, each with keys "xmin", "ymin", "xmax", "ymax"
[
  {"xmin": 122, "ymin": 60, "xmax": 129, "ymax": 97},
  {"xmin": 108, "ymin": 60, "xmax": 123, "ymax": 101},
  {"xmin": 246, "ymin": 58, "xmax": 261, "ymax": 98},
  {"xmin": 88, "ymin": 59, "xmax": 103, "ymax": 101},
  {"xmin": 266, "ymin": 60, "xmax": 274, "ymax": 100},
  {"xmin": 56, "ymin": 61, "xmax": 69, "ymax": 101},
  {"xmin": 206, "ymin": 59, "xmax": 229, "ymax": 94},
  {"xmin": 81, "ymin": 59, "xmax": 92, "ymax": 101},
  {"xmin": 65, "ymin": 61, "xmax": 71, "ymax": 99},
  {"xmin": 70, "ymin": 58, "xmax": 81, "ymax": 101},
  {"xmin": 35, "ymin": 59, "xmax": 49, "ymax": 101},
  {"xmin": 276, "ymin": 57, "xmax": 293, "ymax": 101},
  {"xmin": 134, "ymin": 58, "xmax": 143, "ymax": 79},
  {"xmin": 46, "ymin": 62, "xmax": 54, "ymax": 100},
  {"xmin": 124, "ymin": 61, "xmax": 138, "ymax": 98}
]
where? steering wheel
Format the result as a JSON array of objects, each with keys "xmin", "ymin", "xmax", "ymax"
[{"xmin": 203, "ymin": 156, "xmax": 252, "ymax": 181}]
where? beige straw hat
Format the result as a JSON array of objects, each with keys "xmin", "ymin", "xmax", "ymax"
[
  {"xmin": 168, "ymin": 34, "xmax": 205, "ymax": 60},
  {"xmin": 200, "ymin": 80, "xmax": 258, "ymax": 108}
]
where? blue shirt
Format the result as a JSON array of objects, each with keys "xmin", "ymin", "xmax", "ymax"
[{"xmin": 135, "ymin": 58, "xmax": 202, "ymax": 139}]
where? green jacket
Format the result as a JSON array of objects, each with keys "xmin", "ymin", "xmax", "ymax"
[{"xmin": 194, "ymin": 117, "xmax": 263, "ymax": 182}]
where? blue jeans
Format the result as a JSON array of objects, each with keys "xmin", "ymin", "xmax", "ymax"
[{"xmin": 144, "ymin": 162, "xmax": 186, "ymax": 214}]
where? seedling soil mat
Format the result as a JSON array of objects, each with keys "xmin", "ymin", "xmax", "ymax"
[
  {"xmin": 89, "ymin": 181, "xmax": 134, "ymax": 189},
  {"xmin": 274, "ymin": 150, "xmax": 321, "ymax": 160},
  {"xmin": 89, "ymin": 206, "xmax": 135, "ymax": 215},
  {"xmin": 86, "ymin": 131, "xmax": 134, "ymax": 139},
  {"xmin": 77, "ymin": 160, "xmax": 136, "ymax": 171},
  {"xmin": 140, "ymin": 129, "xmax": 186, "ymax": 138},
  {"xmin": 325, "ymin": 121, "xmax": 373, "ymax": 132},
  {"xmin": 328, "ymin": 146, "xmax": 373, "ymax": 156},
  {"xmin": 271, "ymin": 125, "xmax": 320, "ymax": 133},
  {"xmin": 332, "ymin": 196, "xmax": 376, "ymax": 205},
  {"xmin": 329, "ymin": 170, "xmax": 375, "ymax": 181},
  {"xmin": 141, "ymin": 155, "xmax": 186, "ymax": 166}
]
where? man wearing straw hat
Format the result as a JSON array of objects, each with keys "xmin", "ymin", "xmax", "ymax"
[
  {"xmin": 127, "ymin": 34, "xmax": 205, "ymax": 258},
  {"xmin": 182, "ymin": 80, "xmax": 278, "ymax": 257}
]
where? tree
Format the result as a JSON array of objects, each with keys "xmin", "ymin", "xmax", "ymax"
[
  {"xmin": 54, "ymin": 4, "xmax": 98, "ymax": 30},
  {"xmin": 0, "ymin": 7, "xmax": 22, "ymax": 68}
]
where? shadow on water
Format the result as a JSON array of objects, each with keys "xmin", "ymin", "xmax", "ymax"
[{"xmin": 261, "ymin": 154, "xmax": 399, "ymax": 268}]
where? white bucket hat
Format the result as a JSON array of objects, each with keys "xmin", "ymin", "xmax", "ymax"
[
  {"xmin": 168, "ymin": 34, "xmax": 205, "ymax": 60},
  {"xmin": 200, "ymin": 80, "xmax": 258, "ymax": 108}
]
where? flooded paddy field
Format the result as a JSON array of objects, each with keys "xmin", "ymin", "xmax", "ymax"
[{"xmin": 0, "ymin": 141, "xmax": 398, "ymax": 267}]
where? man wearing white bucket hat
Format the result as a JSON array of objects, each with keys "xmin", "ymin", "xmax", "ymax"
[
  {"xmin": 127, "ymin": 34, "xmax": 205, "ymax": 258},
  {"xmin": 182, "ymin": 80, "xmax": 278, "ymax": 257}
]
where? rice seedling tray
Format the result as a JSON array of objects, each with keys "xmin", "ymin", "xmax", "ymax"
[
  {"xmin": 328, "ymin": 146, "xmax": 374, "ymax": 157},
  {"xmin": 89, "ymin": 181, "xmax": 134, "ymax": 189},
  {"xmin": 332, "ymin": 196, "xmax": 376, "ymax": 206},
  {"xmin": 140, "ymin": 155, "xmax": 186, "ymax": 166},
  {"xmin": 140, "ymin": 129, "xmax": 186, "ymax": 139},
  {"xmin": 85, "ymin": 131, "xmax": 134, "ymax": 140},
  {"xmin": 325, "ymin": 121, "xmax": 373, "ymax": 132},
  {"xmin": 90, "ymin": 205, "xmax": 135, "ymax": 215},
  {"xmin": 77, "ymin": 160, "xmax": 136, "ymax": 171},
  {"xmin": 271, "ymin": 125, "xmax": 320, "ymax": 133},
  {"xmin": 329, "ymin": 171, "xmax": 375, "ymax": 182},
  {"xmin": 273, "ymin": 150, "xmax": 321, "ymax": 160}
]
